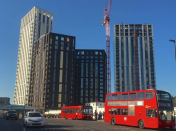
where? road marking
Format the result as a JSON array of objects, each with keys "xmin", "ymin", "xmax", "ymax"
[{"xmin": 23, "ymin": 128, "xmax": 25, "ymax": 131}]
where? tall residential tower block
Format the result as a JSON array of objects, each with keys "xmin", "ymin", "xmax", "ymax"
[
  {"xmin": 14, "ymin": 7, "xmax": 53, "ymax": 105},
  {"xmin": 29, "ymin": 33, "xmax": 75, "ymax": 111},
  {"xmin": 114, "ymin": 24, "xmax": 156, "ymax": 92}
]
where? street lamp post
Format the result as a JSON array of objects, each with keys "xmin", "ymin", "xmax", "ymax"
[{"xmin": 168, "ymin": 39, "xmax": 176, "ymax": 64}]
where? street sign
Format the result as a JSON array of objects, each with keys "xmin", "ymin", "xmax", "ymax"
[{"xmin": 10, "ymin": 106, "xmax": 25, "ymax": 109}]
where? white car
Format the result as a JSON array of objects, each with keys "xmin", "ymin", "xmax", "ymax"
[{"xmin": 23, "ymin": 111, "xmax": 44, "ymax": 127}]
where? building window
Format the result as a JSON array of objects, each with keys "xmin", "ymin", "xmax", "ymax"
[
  {"xmin": 90, "ymin": 90, "xmax": 93, "ymax": 96},
  {"xmin": 100, "ymin": 98, "xmax": 103, "ymax": 102},
  {"xmin": 52, "ymin": 93, "xmax": 55, "ymax": 102},
  {"xmin": 59, "ymin": 70, "xmax": 63, "ymax": 82},
  {"xmin": 65, "ymin": 70, "xmax": 67, "ymax": 83},
  {"xmin": 81, "ymin": 90, "xmax": 83, "ymax": 96},
  {"xmin": 85, "ymin": 78, "xmax": 88, "ymax": 89},
  {"xmin": 81, "ymin": 63, "xmax": 84, "ymax": 77},
  {"xmin": 43, "ymin": 15, "xmax": 45, "ymax": 23},
  {"xmin": 60, "ymin": 51, "xmax": 63, "ymax": 68},
  {"xmin": 95, "ymin": 90, "xmax": 98, "ymax": 97},
  {"xmin": 65, "ymin": 84, "xmax": 67, "ymax": 93},
  {"xmin": 53, "ymin": 83, "xmax": 55, "ymax": 92},
  {"xmin": 90, "ymin": 97, "xmax": 93, "ymax": 102},
  {"xmin": 85, "ymin": 90, "xmax": 88, "ymax": 96},
  {"xmin": 66, "ymin": 42, "xmax": 69, "ymax": 51},
  {"xmin": 55, "ymin": 41, "xmax": 58, "ymax": 49},
  {"xmin": 61, "ymin": 41, "xmax": 64, "ymax": 50},
  {"xmin": 86, "ymin": 63, "xmax": 89, "ymax": 77},
  {"xmin": 54, "ymin": 51, "xmax": 57, "ymax": 68},
  {"xmin": 53, "ymin": 69, "xmax": 56, "ymax": 82},
  {"xmin": 59, "ymin": 84, "xmax": 62, "ymax": 93},
  {"xmin": 95, "ymin": 78, "xmax": 98, "ymax": 89},
  {"xmin": 81, "ymin": 78, "xmax": 84, "ymax": 89}
]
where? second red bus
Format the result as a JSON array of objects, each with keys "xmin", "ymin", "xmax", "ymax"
[{"xmin": 61, "ymin": 105, "xmax": 93, "ymax": 120}]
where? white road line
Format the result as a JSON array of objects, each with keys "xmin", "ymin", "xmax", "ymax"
[{"xmin": 23, "ymin": 128, "xmax": 25, "ymax": 131}]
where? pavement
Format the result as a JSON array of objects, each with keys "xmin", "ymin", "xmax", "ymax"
[{"xmin": 0, "ymin": 117, "xmax": 175, "ymax": 131}]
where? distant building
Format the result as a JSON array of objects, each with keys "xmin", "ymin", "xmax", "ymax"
[
  {"xmin": 0, "ymin": 97, "xmax": 10, "ymax": 105},
  {"xmin": 74, "ymin": 50, "xmax": 107, "ymax": 105},
  {"xmin": 14, "ymin": 6, "xmax": 53, "ymax": 105},
  {"xmin": 173, "ymin": 97, "xmax": 176, "ymax": 107},
  {"xmin": 29, "ymin": 33, "xmax": 75, "ymax": 112},
  {"xmin": 114, "ymin": 24, "xmax": 156, "ymax": 92}
]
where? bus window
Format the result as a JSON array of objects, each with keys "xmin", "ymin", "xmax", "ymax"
[
  {"xmin": 121, "ymin": 109, "xmax": 128, "ymax": 115},
  {"xmin": 79, "ymin": 108, "xmax": 82, "ymax": 114},
  {"xmin": 112, "ymin": 94, "xmax": 118, "ymax": 100},
  {"xmin": 76, "ymin": 108, "xmax": 78, "ymax": 112},
  {"xmin": 146, "ymin": 109, "xmax": 157, "ymax": 118},
  {"xmin": 118, "ymin": 109, "xmax": 120, "ymax": 115},
  {"xmin": 109, "ymin": 109, "xmax": 111, "ymax": 114},
  {"xmin": 146, "ymin": 92, "xmax": 154, "ymax": 99},
  {"xmin": 111, "ymin": 108, "xmax": 117, "ymax": 115},
  {"xmin": 106, "ymin": 95, "xmax": 111, "ymax": 101},
  {"xmin": 137, "ymin": 92, "xmax": 145, "ymax": 99},
  {"xmin": 62, "ymin": 109, "xmax": 64, "ymax": 113},
  {"xmin": 122, "ymin": 94, "xmax": 128, "ymax": 100},
  {"xmin": 67, "ymin": 109, "xmax": 69, "ymax": 114},
  {"xmin": 118, "ymin": 94, "xmax": 121, "ymax": 100},
  {"xmin": 70, "ymin": 108, "xmax": 73, "ymax": 114},
  {"xmin": 129, "ymin": 93, "xmax": 136, "ymax": 100},
  {"xmin": 73, "ymin": 108, "xmax": 75, "ymax": 114}
]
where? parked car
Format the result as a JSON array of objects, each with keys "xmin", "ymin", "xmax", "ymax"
[
  {"xmin": 23, "ymin": 111, "xmax": 44, "ymax": 127},
  {"xmin": 6, "ymin": 111, "xmax": 18, "ymax": 120}
]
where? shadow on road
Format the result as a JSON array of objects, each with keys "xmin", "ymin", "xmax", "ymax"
[{"xmin": 26, "ymin": 125, "xmax": 73, "ymax": 131}]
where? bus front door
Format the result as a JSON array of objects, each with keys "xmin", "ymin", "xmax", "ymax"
[{"xmin": 78, "ymin": 108, "xmax": 83, "ymax": 119}]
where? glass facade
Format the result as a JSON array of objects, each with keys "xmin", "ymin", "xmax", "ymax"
[
  {"xmin": 114, "ymin": 24, "xmax": 156, "ymax": 92},
  {"xmin": 75, "ymin": 50, "xmax": 106, "ymax": 105}
]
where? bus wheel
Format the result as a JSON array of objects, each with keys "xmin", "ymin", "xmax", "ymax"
[
  {"xmin": 75, "ymin": 116, "xmax": 77, "ymax": 120},
  {"xmin": 111, "ymin": 118, "xmax": 116, "ymax": 125},
  {"xmin": 138, "ymin": 120, "xmax": 144, "ymax": 129}
]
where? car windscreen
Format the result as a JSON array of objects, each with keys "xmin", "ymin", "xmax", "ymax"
[
  {"xmin": 8, "ymin": 111, "xmax": 16, "ymax": 113},
  {"xmin": 83, "ymin": 106, "xmax": 92, "ymax": 115},
  {"xmin": 29, "ymin": 113, "xmax": 41, "ymax": 117}
]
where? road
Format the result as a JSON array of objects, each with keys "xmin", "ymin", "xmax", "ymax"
[{"xmin": 0, "ymin": 118, "xmax": 175, "ymax": 131}]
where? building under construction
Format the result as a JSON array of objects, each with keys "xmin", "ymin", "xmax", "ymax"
[{"xmin": 114, "ymin": 24, "xmax": 156, "ymax": 92}]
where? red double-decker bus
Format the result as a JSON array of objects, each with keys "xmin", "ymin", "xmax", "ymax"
[
  {"xmin": 61, "ymin": 105, "xmax": 93, "ymax": 120},
  {"xmin": 104, "ymin": 89, "xmax": 175, "ymax": 129}
]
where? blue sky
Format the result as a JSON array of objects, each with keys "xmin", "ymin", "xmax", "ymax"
[{"xmin": 0, "ymin": 0, "xmax": 176, "ymax": 104}]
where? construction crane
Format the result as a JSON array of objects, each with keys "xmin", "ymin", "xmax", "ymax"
[{"xmin": 102, "ymin": 0, "xmax": 112, "ymax": 93}]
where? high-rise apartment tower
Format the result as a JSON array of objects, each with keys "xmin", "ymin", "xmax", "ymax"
[
  {"xmin": 29, "ymin": 33, "xmax": 75, "ymax": 111},
  {"xmin": 114, "ymin": 24, "xmax": 156, "ymax": 92},
  {"xmin": 75, "ymin": 50, "xmax": 107, "ymax": 105},
  {"xmin": 14, "ymin": 7, "xmax": 53, "ymax": 105}
]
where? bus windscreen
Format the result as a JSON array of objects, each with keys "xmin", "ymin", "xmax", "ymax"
[
  {"xmin": 159, "ymin": 109, "xmax": 175, "ymax": 121},
  {"xmin": 156, "ymin": 91, "xmax": 171, "ymax": 101},
  {"xmin": 83, "ymin": 106, "xmax": 92, "ymax": 115}
]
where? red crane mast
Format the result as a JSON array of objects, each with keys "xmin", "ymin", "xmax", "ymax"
[{"xmin": 102, "ymin": 0, "xmax": 112, "ymax": 93}]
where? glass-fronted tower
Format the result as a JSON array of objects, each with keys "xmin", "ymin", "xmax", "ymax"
[
  {"xmin": 114, "ymin": 24, "xmax": 156, "ymax": 92},
  {"xmin": 14, "ymin": 7, "xmax": 53, "ymax": 105},
  {"xmin": 75, "ymin": 50, "xmax": 107, "ymax": 105}
]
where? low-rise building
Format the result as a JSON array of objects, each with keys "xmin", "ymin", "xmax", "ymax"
[{"xmin": 0, "ymin": 97, "xmax": 10, "ymax": 105}]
